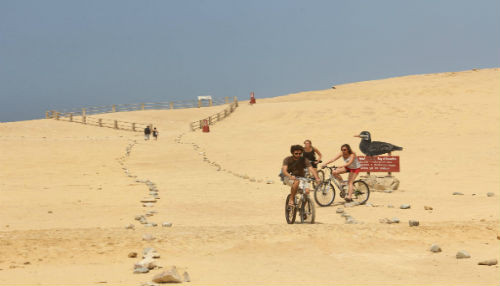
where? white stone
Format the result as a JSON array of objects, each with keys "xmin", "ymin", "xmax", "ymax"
[
  {"xmin": 430, "ymin": 244, "xmax": 442, "ymax": 253},
  {"xmin": 456, "ymin": 250, "xmax": 471, "ymax": 259},
  {"xmin": 152, "ymin": 266, "xmax": 182, "ymax": 283}
]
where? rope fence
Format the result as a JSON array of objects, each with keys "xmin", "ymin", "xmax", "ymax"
[{"xmin": 190, "ymin": 97, "xmax": 239, "ymax": 131}]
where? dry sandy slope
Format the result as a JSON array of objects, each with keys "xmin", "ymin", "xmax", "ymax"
[{"xmin": 0, "ymin": 68, "xmax": 499, "ymax": 285}]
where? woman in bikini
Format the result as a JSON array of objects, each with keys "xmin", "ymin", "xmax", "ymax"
[
  {"xmin": 320, "ymin": 144, "xmax": 360, "ymax": 202},
  {"xmin": 303, "ymin": 140, "xmax": 322, "ymax": 170}
]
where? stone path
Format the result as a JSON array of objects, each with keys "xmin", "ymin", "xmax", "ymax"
[{"xmin": 117, "ymin": 140, "xmax": 189, "ymax": 284}]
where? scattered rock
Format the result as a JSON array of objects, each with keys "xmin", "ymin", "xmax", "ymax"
[
  {"xmin": 363, "ymin": 175, "xmax": 400, "ymax": 190},
  {"xmin": 336, "ymin": 208, "xmax": 344, "ymax": 214},
  {"xmin": 128, "ymin": 252, "xmax": 138, "ymax": 258},
  {"xmin": 430, "ymin": 244, "xmax": 441, "ymax": 253},
  {"xmin": 345, "ymin": 217, "xmax": 357, "ymax": 224},
  {"xmin": 266, "ymin": 180, "xmax": 274, "ymax": 184},
  {"xmin": 409, "ymin": 220, "xmax": 420, "ymax": 227},
  {"xmin": 391, "ymin": 217, "xmax": 400, "ymax": 224},
  {"xmin": 152, "ymin": 266, "xmax": 182, "ymax": 283},
  {"xmin": 341, "ymin": 213, "xmax": 350, "ymax": 218},
  {"xmin": 125, "ymin": 224, "xmax": 135, "ymax": 230},
  {"xmin": 379, "ymin": 218, "xmax": 399, "ymax": 224},
  {"xmin": 487, "ymin": 192, "xmax": 495, "ymax": 197},
  {"xmin": 47, "ymin": 211, "xmax": 53, "ymax": 214},
  {"xmin": 142, "ymin": 234, "xmax": 155, "ymax": 241},
  {"xmin": 478, "ymin": 259, "xmax": 497, "ymax": 266},
  {"xmin": 424, "ymin": 206, "xmax": 433, "ymax": 210},
  {"xmin": 135, "ymin": 215, "xmax": 145, "ymax": 221},
  {"xmin": 383, "ymin": 190, "xmax": 393, "ymax": 193},
  {"xmin": 135, "ymin": 257, "xmax": 157, "ymax": 270},
  {"xmin": 23, "ymin": 261, "xmax": 30, "ymax": 265},
  {"xmin": 162, "ymin": 222, "xmax": 173, "ymax": 227},
  {"xmin": 456, "ymin": 250, "xmax": 471, "ymax": 259},
  {"xmin": 345, "ymin": 202, "xmax": 360, "ymax": 208},
  {"xmin": 452, "ymin": 192, "xmax": 464, "ymax": 195},
  {"xmin": 400, "ymin": 204, "xmax": 411, "ymax": 209},
  {"xmin": 141, "ymin": 197, "xmax": 157, "ymax": 203},
  {"xmin": 183, "ymin": 271, "xmax": 191, "ymax": 282},
  {"xmin": 134, "ymin": 267, "xmax": 150, "ymax": 274},
  {"xmin": 365, "ymin": 203, "xmax": 373, "ymax": 207}
]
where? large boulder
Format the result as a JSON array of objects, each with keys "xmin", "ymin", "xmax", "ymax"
[{"xmin": 361, "ymin": 175, "xmax": 400, "ymax": 191}]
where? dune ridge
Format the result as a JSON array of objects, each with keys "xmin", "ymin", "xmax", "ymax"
[{"xmin": 0, "ymin": 68, "xmax": 499, "ymax": 285}]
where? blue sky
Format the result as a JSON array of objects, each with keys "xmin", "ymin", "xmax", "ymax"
[{"xmin": 1, "ymin": 0, "xmax": 499, "ymax": 122}]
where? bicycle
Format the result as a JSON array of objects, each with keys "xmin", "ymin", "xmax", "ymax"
[
  {"xmin": 314, "ymin": 165, "xmax": 370, "ymax": 207},
  {"xmin": 284, "ymin": 177, "xmax": 316, "ymax": 224}
]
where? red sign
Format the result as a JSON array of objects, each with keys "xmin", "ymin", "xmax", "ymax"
[{"xmin": 358, "ymin": 156, "xmax": 400, "ymax": 172}]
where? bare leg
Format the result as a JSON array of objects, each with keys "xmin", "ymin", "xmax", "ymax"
[
  {"xmin": 289, "ymin": 180, "xmax": 299, "ymax": 206},
  {"xmin": 346, "ymin": 172, "xmax": 359, "ymax": 199},
  {"xmin": 332, "ymin": 167, "xmax": 347, "ymax": 185}
]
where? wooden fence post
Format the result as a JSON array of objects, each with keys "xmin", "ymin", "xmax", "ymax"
[
  {"xmin": 199, "ymin": 120, "xmax": 202, "ymax": 129},
  {"xmin": 198, "ymin": 99, "xmax": 202, "ymax": 108},
  {"xmin": 224, "ymin": 109, "xmax": 228, "ymax": 117},
  {"xmin": 45, "ymin": 111, "xmax": 50, "ymax": 119},
  {"xmin": 82, "ymin": 116, "xmax": 86, "ymax": 124},
  {"xmin": 141, "ymin": 103, "xmax": 145, "ymax": 110},
  {"xmin": 190, "ymin": 122, "xmax": 195, "ymax": 131},
  {"xmin": 98, "ymin": 118, "xmax": 102, "ymax": 127},
  {"xmin": 209, "ymin": 99, "xmax": 213, "ymax": 107},
  {"xmin": 69, "ymin": 113, "xmax": 73, "ymax": 122},
  {"xmin": 82, "ymin": 108, "xmax": 86, "ymax": 117},
  {"xmin": 112, "ymin": 105, "xmax": 116, "ymax": 112},
  {"xmin": 55, "ymin": 112, "xmax": 60, "ymax": 120},
  {"xmin": 233, "ymin": 96, "xmax": 238, "ymax": 107},
  {"xmin": 217, "ymin": 113, "xmax": 221, "ymax": 121},
  {"xmin": 132, "ymin": 123, "xmax": 135, "ymax": 131},
  {"xmin": 170, "ymin": 102, "xmax": 174, "ymax": 109},
  {"xmin": 51, "ymin": 110, "xmax": 56, "ymax": 119},
  {"xmin": 114, "ymin": 120, "xmax": 118, "ymax": 129}
]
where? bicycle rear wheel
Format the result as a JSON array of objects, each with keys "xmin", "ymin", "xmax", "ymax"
[
  {"xmin": 285, "ymin": 194, "xmax": 297, "ymax": 224},
  {"xmin": 314, "ymin": 181, "xmax": 336, "ymax": 207},
  {"xmin": 351, "ymin": 180, "xmax": 370, "ymax": 204},
  {"xmin": 300, "ymin": 196, "xmax": 316, "ymax": 224}
]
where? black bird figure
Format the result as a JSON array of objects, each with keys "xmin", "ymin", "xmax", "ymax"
[{"xmin": 354, "ymin": 131, "xmax": 403, "ymax": 156}]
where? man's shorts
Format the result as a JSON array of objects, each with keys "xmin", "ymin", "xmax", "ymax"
[{"xmin": 283, "ymin": 177, "xmax": 310, "ymax": 190}]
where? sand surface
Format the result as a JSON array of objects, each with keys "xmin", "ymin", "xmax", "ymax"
[{"xmin": 1, "ymin": 68, "xmax": 499, "ymax": 285}]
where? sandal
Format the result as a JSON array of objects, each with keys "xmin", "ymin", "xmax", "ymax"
[{"xmin": 345, "ymin": 198, "xmax": 353, "ymax": 203}]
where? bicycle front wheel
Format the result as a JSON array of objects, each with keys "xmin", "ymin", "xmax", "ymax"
[
  {"xmin": 314, "ymin": 181, "xmax": 336, "ymax": 207},
  {"xmin": 352, "ymin": 180, "xmax": 370, "ymax": 205},
  {"xmin": 285, "ymin": 194, "xmax": 297, "ymax": 224},
  {"xmin": 300, "ymin": 196, "xmax": 315, "ymax": 224}
]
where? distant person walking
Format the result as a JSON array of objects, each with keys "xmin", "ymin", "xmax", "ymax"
[
  {"xmin": 144, "ymin": 126, "xmax": 151, "ymax": 140},
  {"xmin": 303, "ymin": 139, "xmax": 322, "ymax": 170},
  {"xmin": 152, "ymin": 127, "xmax": 159, "ymax": 140}
]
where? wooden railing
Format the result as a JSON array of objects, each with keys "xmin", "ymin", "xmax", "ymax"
[
  {"xmin": 46, "ymin": 97, "xmax": 233, "ymax": 119},
  {"xmin": 50, "ymin": 112, "xmax": 151, "ymax": 132},
  {"xmin": 46, "ymin": 97, "xmax": 238, "ymax": 133},
  {"xmin": 190, "ymin": 97, "xmax": 238, "ymax": 131}
]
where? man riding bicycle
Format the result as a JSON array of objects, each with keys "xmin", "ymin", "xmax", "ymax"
[{"xmin": 282, "ymin": 145, "xmax": 321, "ymax": 208}]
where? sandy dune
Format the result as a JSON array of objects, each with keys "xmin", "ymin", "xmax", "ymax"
[{"xmin": 1, "ymin": 68, "xmax": 499, "ymax": 285}]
